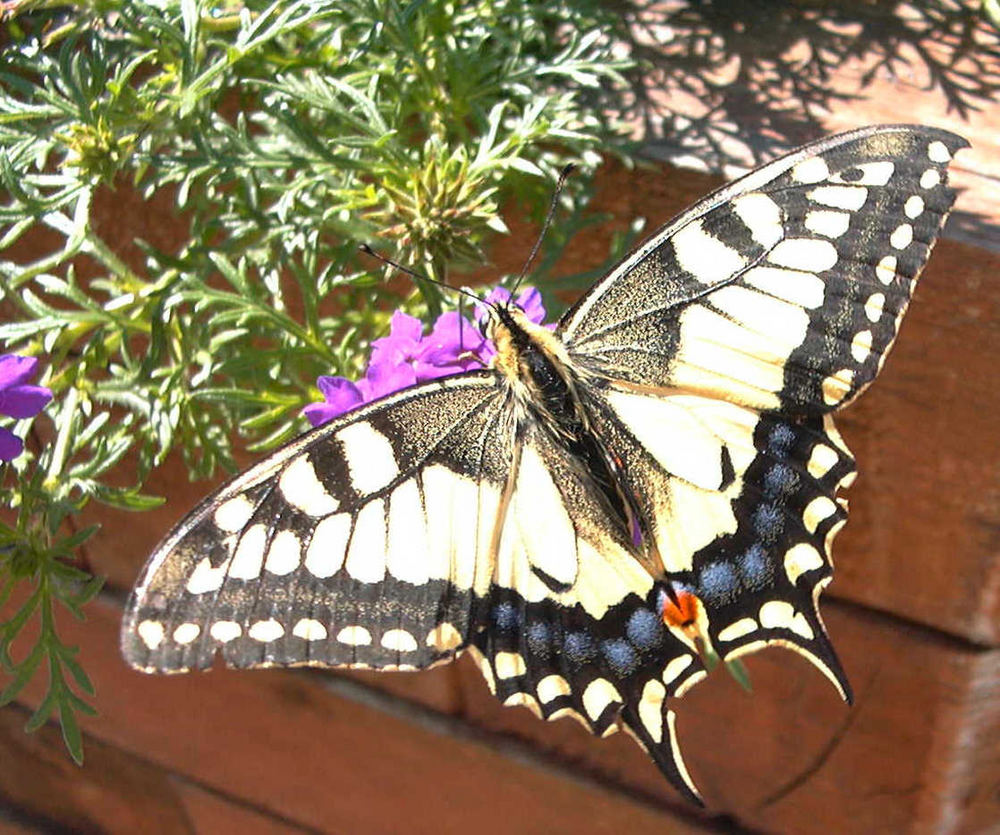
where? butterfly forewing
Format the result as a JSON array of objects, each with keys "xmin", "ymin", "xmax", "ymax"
[
  {"xmin": 123, "ymin": 373, "xmax": 512, "ymax": 673},
  {"xmin": 561, "ymin": 125, "xmax": 968, "ymax": 416}
]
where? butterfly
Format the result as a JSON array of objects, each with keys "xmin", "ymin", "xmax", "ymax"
[{"xmin": 121, "ymin": 125, "xmax": 966, "ymax": 804}]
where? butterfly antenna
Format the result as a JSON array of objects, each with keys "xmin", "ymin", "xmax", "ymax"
[
  {"xmin": 510, "ymin": 163, "xmax": 576, "ymax": 298},
  {"xmin": 359, "ymin": 244, "xmax": 483, "ymax": 307}
]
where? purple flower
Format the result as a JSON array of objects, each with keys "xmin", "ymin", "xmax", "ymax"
[
  {"xmin": 0, "ymin": 355, "xmax": 53, "ymax": 461},
  {"xmin": 368, "ymin": 311, "xmax": 424, "ymax": 375},
  {"xmin": 305, "ymin": 286, "xmax": 550, "ymax": 426},
  {"xmin": 302, "ymin": 360, "xmax": 416, "ymax": 427},
  {"xmin": 477, "ymin": 286, "xmax": 547, "ymax": 327},
  {"xmin": 419, "ymin": 312, "xmax": 489, "ymax": 374}
]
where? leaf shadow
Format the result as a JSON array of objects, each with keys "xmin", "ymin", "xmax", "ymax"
[{"xmin": 601, "ymin": 0, "xmax": 1000, "ymax": 167}]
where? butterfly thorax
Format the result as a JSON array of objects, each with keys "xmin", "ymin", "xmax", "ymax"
[{"xmin": 488, "ymin": 305, "xmax": 589, "ymax": 439}]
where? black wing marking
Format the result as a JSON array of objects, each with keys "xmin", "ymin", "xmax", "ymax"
[
  {"xmin": 561, "ymin": 125, "xmax": 967, "ymax": 416},
  {"xmin": 121, "ymin": 373, "xmax": 512, "ymax": 673}
]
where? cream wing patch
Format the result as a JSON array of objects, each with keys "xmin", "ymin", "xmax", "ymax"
[
  {"xmin": 768, "ymin": 238, "xmax": 838, "ymax": 272},
  {"xmin": 304, "ymin": 513, "xmax": 351, "ymax": 578},
  {"xmin": 605, "ymin": 390, "xmax": 728, "ymax": 491},
  {"xmin": 732, "ymin": 192, "xmax": 783, "ymax": 246},
  {"xmin": 228, "ymin": 524, "xmax": 267, "ymax": 580},
  {"xmin": 511, "ymin": 444, "xmax": 579, "ymax": 588},
  {"xmin": 386, "ymin": 479, "xmax": 432, "ymax": 584},
  {"xmin": 337, "ymin": 422, "xmax": 399, "ymax": 494},
  {"xmin": 264, "ymin": 529, "xmax": 301, "ymax": 576},
  {"xmin": 744, "ymin": 266, "xmax": 824, "ymax": 310},
  {"xmin": 279, "ymin": 455, "xmax": 339, "ymax": 516},
  {"xmin": 422, "ymin": 464, "xmax": 500, "ymax": 596},
  {"xmin": 186, "ymin": 556, "xmax": 231, "ymax": 594},
  {"xmin": 671, "ymin": 219, "xmax": 747, "ymax": 284},
  {"xmin": 344, "ymin": 499, "xmax": 387, "ymax": 583},
  {"xmin": 806, "ymin": 185, "xmax": 868, "ymax": 210},
  {"xmin": 671, "ymin": 305, "xmax": 783, "ymax": 408},
  {"xmin": 213, "ymin": 495, "xmax": 254, "ymax": 532}
]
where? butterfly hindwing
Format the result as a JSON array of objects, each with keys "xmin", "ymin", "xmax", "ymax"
[
  {"xmin": 470, "ymin": 588, "xmax": 706, "ymax": 804},
  {"xmin": 562, "ymin": 125, "xmax": 968, "ymax": 416},
  {"xmin": 585, "ymin": 387, "xmax": 855, "ymax": 699},
  {"xmin": 693, "ymin": 412, "xmax": 854, "ymax": 699},
  {"xmin": 470, "ymin": 424, "xmax": 708, "ymax": 803},
  {"xmin": 122, "ymin": 373, "xmax": 512, "ymax": 673}
]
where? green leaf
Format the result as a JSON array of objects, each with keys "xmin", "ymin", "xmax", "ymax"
[
  {"xmin": 58, "ymin": 698, "xmax": 85, "ymax": 765},
  {"xmin": 0, "ymin": 645, "xmax": 43, "ymax": 706}
]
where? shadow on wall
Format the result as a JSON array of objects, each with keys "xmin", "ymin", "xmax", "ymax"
[
  {"xmin": 607, "ymin": 0, "xmax": 999, "ymax": 162},
  {"xmin": 591, "ymin": 0, "xmax": 1000, "ymax": 248}
]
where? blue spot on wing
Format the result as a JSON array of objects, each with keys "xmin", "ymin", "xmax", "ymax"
[
  {"xmin": 699, "ymin": 561, "xmax": 740, "ymax": 605},
  {"xmin": 763, "ymin": 463, "xmax": 799, "ymax": 498},
  {"xmin": 625, "ymin": 609, "xmax": 664, "ymax": 649},
  {"xmin": 768, "ymin": 424, "xmax": 796, "ymax": 454},
  {"xmin": 526, "ymin": 621, "xmax": 553, "ymax": 659},
  {"xmin": 601, "ymin": 639, "xmax": 639, "ymax": 676},
  {"xmin": 491, "ymin": 602, "xmax": 520, "ymax": 633},
  {"xmin": 753, "ymin": 503, "xmax": 784, "ymax": 543},
  {"xmin": 738, "ymin": 543, "xmax": 772, "ymax": 590},
  {"xmin": 564, "ymin": 631, "xmax": 597, "ymax": 665}
]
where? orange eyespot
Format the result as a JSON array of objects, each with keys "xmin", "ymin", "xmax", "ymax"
[{"xmin": 661, "ymin": 588, "xmax": 701, "ymax": 632}]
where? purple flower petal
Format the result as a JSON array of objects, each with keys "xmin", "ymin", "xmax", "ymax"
[
  {"xmin": 303, "ymin": 375, "xmax": 365, "ymax": 426},
  {"xmin": 425, "ymin": 311, "xmax": 480, "ymax": 348},
  {"xmin": 0, "ymin": 355, "xmax": 39, "ymax": 389},
  {"xmin": 483, "ymin": 286, "xmax": 512, "ymax": 307},
  {"xmin": 425, "ymin": 311, "xmax": 495, "ymax": 376},
  {"xmin": 389, "ymin": 310, "xmax": 424, "ymax": 342},
  {"xmin": 370, "ymin": 310, "xmax": 425, "ymax": 367},
  {"xmin": 414, "ymin": 353, "xmax": 480, "ymax": 379},
  {"xmin": 0, "ymin": 384, "xmax": 53, "ymax": 419},
  {"xmin": 420, "ymin": 312, "xmax": 485, "ymax": 363},
  {"xmin": 318, "ymin": 374, "xmax": 364, "ymax": 405},
  {"xmin": 475, "ymin": 286, "xmax": 548, "ymax": 328},
  {"xmin": 361, "ymin": 355, "xmax": 416, "ymax": 400},
  {"xmin": 515, "ymin": 287, "xmax": 546, "ymax": 324},
  {"xmin": 0, "ymin": 427, "xmax": 23, "ymax": 461},
  {"xmin": 0, "ymin": 355, "xmax": 51, "ymax": 421},
  {"xmin": 302, "ymin": 401, "xmax": 341, "ymax": 427}
]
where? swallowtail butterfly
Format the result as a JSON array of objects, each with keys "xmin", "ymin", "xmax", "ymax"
[{"xmin": 122, "ymin": 125, "xmax": 966, "ymax": 803}]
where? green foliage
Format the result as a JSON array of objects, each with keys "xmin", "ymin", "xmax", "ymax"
[{"xmin": 0, "ymin": 0, "xmax": 634, "ymax": 761}]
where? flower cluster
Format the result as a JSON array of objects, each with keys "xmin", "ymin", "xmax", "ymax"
[
  {"xmin": 0, "ymin": 354, "xmax": 53, "ymax": 461},
  {"xmin": 304, "ymin": 287, "xmax": 549, "ymax": 426}
]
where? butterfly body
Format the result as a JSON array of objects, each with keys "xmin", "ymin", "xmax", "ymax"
[
  {"xmin": 123, "ymin": 125, "xmax": 967, "ymax": 805},
  {"xmin": 488, "ymin": 304, "xmax": 650, "ymax": 572}
]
